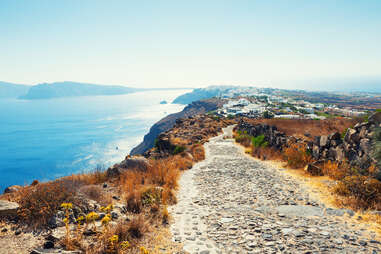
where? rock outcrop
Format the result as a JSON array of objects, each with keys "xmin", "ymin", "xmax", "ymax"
[
  {"xmin": 0, "ymin": 200, "xmax": 19, "ymax": 218},
  {"xmin": 130, "ymin": 98, "xmax": 225, "ymax": 156},
  {"xmin": 107, "ymin": 156, "xmax": 150, "ymax": 177}
]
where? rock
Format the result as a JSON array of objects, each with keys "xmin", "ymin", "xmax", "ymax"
[
  {"xmin": 345, "ymin": 128, "xmax": 359, "ymax": 143},
  {"xmin": 276, "ymin": 205, "xmax": 324, "ymax": 217},
  {"xmin": 320, "ymin": 135, "xmax": 330, "ymax": 147},
  {"xmin": 3, "ymin": 185, "xmax": 21, "ymax": 194},
  {"xmin": 83, "ymin": 229, "xmax": 97, "ymax": 236},
  {"xmin": 329, "ymin": 132, "xmax": 341, "ymax": 141},
  {"xmin": 107, "ymin": 156, "xmax": 150, "ymax": 177},
  {"xmin": 359, "ymin": 138, "xmax": 371, "ymax": 154},
  {"xmin": 43, "ymin": 241, "xmax": 54, "ymax": 249},
  {"xmin": 48, "ymin": 215, "xmax": 64, "ymax": 229},
  {"xmin": 111, "ymin": 211, "xmax": 119, "ymax": 220},
  {"xmin": 334, "ymin": 145, "xmax": 345, "ymax": 161},
  {"xmin": 305, "ymin": 164, "xmax": 323, "ymax": 176},
  {"xmin": 368, "ymin": 112, "xmax": 381, "ymax": 125},
  {"xmin": 312, "ymin": 145, "xmax": 320, "ymax": 160},
  {"xmin": 0, "ymin": 200, "xmax": 19, "ymax": 218}
]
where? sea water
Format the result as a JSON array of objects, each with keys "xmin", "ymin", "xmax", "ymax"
[{"xmin": 0, "ymin": 90, "xmax": 189, "ymax": 192}]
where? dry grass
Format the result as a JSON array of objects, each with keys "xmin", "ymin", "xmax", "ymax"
[
  {"xmin": 251, "ymin": 146, "xmax": 282, "ymax": 161},
  {"xmin": 191, "ymin": 144, "xmax": 206, "ymax": 162},
  {"xmin": 333, "ymin": 175, "xmax": 381, "ymax": 210},
  {"xmin": 13, "ymin": 180, "xmax": 76, "ymax": 229},
  {"xmin": 283, "ymin": 143, "xmax": 313, "ymax": 168},
  {"xmin": 79, "ymin": 185, "xmax": 111, "ymax": 205},
  {"xmin": 243, "ymin": 117, "xmax": 361, "ymax": 140},
  {"xmin": 322, "ymin": 160, "xmax": 351, "ymax": 180}
]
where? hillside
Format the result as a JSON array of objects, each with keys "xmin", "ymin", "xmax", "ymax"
[
  {"xmin": 20, "ymin": 81, "xmax": 139, "ymax": 100},
  {"xmin": 0, "ymin": 81, "xmax": 30, "ymax": 98},
  {"xmin": 130, "ymin": 98, "xmax": 225, "ymax": 155}
]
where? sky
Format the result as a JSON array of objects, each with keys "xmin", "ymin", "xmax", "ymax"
[{"xmin": 0, "ymin": 0, "xmax": 380, "ymax": 90}]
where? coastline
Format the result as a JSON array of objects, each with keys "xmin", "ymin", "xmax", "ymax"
[{"xmin": 0, "ymin": 90, "xmax": 189, "ymax": 192}]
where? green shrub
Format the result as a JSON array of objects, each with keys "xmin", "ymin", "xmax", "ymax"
[
  {"xmin": 251, "ymin": 135, "xmax": 267, "ymax": 148},
  {"xmin": 172, "ymin": 145, "xmax": 186, "ymax": 155}
]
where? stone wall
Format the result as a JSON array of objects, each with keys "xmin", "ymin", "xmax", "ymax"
[{"xmin": 236, "ymin": 112, "xmax": 381, "ymax": 175}]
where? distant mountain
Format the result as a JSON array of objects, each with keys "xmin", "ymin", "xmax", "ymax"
[
  {"xmin": 0, "ymin": 81, "xmax": 30, "ymax": 98},
  {"xmin": 20, "ymin": 81, "xmax": 140, "ymax": 99}
]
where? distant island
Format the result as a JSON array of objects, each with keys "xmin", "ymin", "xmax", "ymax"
[
  {"xmin": 19, "ymin": 81, "xmax": 140, "ymax": 100},
  {"xmin": 0, "ymin": 81, "xmax": 30, "ymax": 98}
]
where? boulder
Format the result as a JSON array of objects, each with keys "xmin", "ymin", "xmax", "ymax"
[
  {"xmin": 312, "ymin": 145, "xmax": 320, "ymax": 160},
  {"xmin": 3, "ymin": 185, "xmax": 21, "ymax": 194},
  {"xmin": 329, "ymin": 132, "xmax": 341, "ymax": 141},
  {"xmin": 320, "ymin": 135, "xmax": 330, "ymax": 148},
  {"xmin": 0, "ymin": 200, "xmax": 19, "ymax": 218},
  {"xmin": 305, "ymin": 164, "xmax": 323, "ymax": 176},
  {"xmin": 335, "ymin": 145, "xmax": 345, "ymax": 161},
  {"xmin": 344, "ymin": 128, "xmax": 359, "ymax": 143},
  {"xmin": 359, "ymin": 138, "xmax": 371, "ymax": 154},
  {"xmin": 107, "ymin": 156, "xmax": 150, "ymax": 177},
  {"xmin": 368, "ymin": 112, "xmax": 381, "ymax": 125}
]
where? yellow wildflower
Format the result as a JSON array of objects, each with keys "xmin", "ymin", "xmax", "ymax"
[
  {"xmin": 101, "ymin": 214, "xmax": 111, "ymax": 225},
  {"xmin": 109, "ymin": 234, "xmax": 118, "ymax": 243},
  {"xmin": 120, "ymin": 241, "xmax": 130, "ymax": 249},
  {"xmin": 61, "ymin": 203, "xmax": 73, "ymax": 209},
  {"xmin": 86, "ymin": 211, "xmax": 99, "ymax": 222},
  {"xmin": 140, "ymin": 246, "xmax": 149, "ymax": 254}
]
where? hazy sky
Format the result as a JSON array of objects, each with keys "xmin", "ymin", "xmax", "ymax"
[{"xmin": 0, "ymin": 0, "xmax": 380, "ymax": 89}]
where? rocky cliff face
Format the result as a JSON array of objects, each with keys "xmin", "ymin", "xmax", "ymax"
[
  {"xmin": 236, "ymin": 112, "xmax": 381, "ymax": 178},
  {"xmin": 130, "ymin": 98, "xmax": 225, "ymax": 155},
  {"xmin": 143, "ymin": 114, "xmax": 234, "ymax": 158}
]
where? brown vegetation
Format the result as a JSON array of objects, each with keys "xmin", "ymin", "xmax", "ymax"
[
  {"xmin": 283, "ymin": 143, "xmax": 313, "ymax": 168},
  {"xmin": 243, "ymin": 117, "xmax": 361, "ymax": 140}
]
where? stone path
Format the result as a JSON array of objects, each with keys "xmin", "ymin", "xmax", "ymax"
[{"xmin": 169, "ymin": 126, "xmax": 381, "ymax": 254}]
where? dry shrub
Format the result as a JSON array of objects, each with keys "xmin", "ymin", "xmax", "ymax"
[
  {"xmin": 15, "ymin": 180, "xmax": 75, "ymax": 229},
  {"xmin": 162, "ymin": 187, "xmax": 177, "ymax": 205},
  {"xmin": 251, "ymin": 146, "xmax": 282, "ymax": 161},
  {"xmin": 162, "ymin": 205, "xmax": 169, "ymax": 224},
  {"xmin": 62, "ymin": 168, "xmax": 107, "ymax": 187},
  {"xmin": 128, "ymin": 215, "xmax": 149, "ymax": 239},
  {"xmin": 322, "ymin": 161, "xmax": 351, "ymax": 180},
  {"xmin": 191, "ymin": 144, "xmax": 205, "ymax": 161},
  {"xmin": 234, "ymin": 132, "xmax": 252, "ymax": 147},
  {"xmin": 120, "ymin": 170, "xmax": 143, "ymax": 194},
  {"xmin": 334, "ymin": 175, "xmax": 381, "ymax": 210},
  {"xmin": 126, "ymin": 190, "xmax": 142, "ymax": 214},
  {"xmin": 79, "ymin": 185, "xmax": 111, "ymax": 205},
  {"xmin": 283, "ymin": 143, "xmax": 313, "ymax": 168},
  {"xmin": 145, "ymin": 157, "xmax": 180, "ymax": 188}
]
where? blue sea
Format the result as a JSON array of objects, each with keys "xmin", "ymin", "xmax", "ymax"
[{"xmin": 0, "ymin": 90, "xmax": 189, "ymax": 192}]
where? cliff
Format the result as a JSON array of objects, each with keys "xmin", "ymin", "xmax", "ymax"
[{"xmin": 130, "ymin": 98, "xmax": 225, "ymax": 155}]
